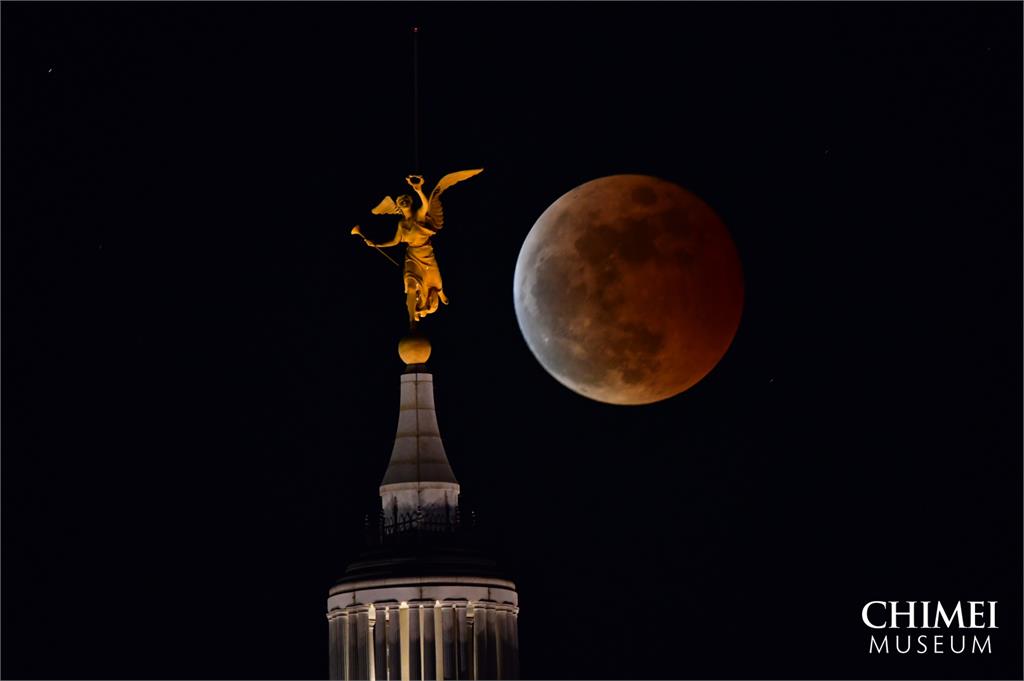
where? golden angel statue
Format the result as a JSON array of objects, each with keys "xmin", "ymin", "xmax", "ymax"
[{"xmin": 352, "ymin": 169, "xmax": 482, "ymax": 327}]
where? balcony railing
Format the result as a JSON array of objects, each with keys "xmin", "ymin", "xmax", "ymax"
[{"xmin": 363, "ymin": 505, "xmax": 477, "ymax": 546}]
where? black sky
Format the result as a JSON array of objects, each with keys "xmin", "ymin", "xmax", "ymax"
[{"xmin": 2, "ymin": 2, "xmax": 1022, "ymax": 679}]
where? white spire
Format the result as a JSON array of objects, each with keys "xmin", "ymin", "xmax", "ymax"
[{"xmin": 379, "ymin": 368, "xmax": 460, "ymax": 520}]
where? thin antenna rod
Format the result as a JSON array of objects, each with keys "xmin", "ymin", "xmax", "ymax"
[{"xmin": 412, "ymin": 26, "xmax": 419, "ymax": 173}]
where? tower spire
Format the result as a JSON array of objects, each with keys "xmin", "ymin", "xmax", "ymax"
[{"xmin": 379, "ymin": 334, "xmax": 460, "ymax": 520}]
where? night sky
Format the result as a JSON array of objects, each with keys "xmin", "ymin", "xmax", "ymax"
[{"xmin": 2, "ymin": 3, "xmax": 1021, "ymax": 679}]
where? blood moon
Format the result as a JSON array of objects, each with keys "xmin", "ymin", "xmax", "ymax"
[{"xmin": 512, "ymin": 175, "xmax": 743, "ymax": 405}]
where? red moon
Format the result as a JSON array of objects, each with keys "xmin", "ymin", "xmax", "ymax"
[{"xmin": 513, "ymin": 175, "xmax": 744, "ymax": 405}]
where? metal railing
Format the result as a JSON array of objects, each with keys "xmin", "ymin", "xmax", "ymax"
[{"xmin": 363, "ymin": 505, "xmax": 477, "ymax": 546}]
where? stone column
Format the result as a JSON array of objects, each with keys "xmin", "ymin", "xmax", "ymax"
[
  {"xmin": 441, "ymin": 604, "xmax": 456, "ymax": 680},
  {"xmin": 466, "ymin": 604, "xmax": 476, "ymax": 681},
  {"xmin": 456, "ymin": 603, "xmax": 471, "ymax": 681},
  {"xmin": 374, "ymin": 605, "xmax": 388, "ymax": 680},
  {"xmin": 347, "ymin": 609, "xmax": 360, "ymax": 681},
  {"xmin": 367, "ymin": 606, "xmax": 378, "ymax": 681},
  {"xmin": 399, "ymin": 605, "xmax": 411, "ymax": 681},
  {"xmin": 433, "ymin": 603, "xmax": 445, "ymax": 681},
  {"xmin": 357, "ymin": 607, "xmax": 370, "ymax": 680},
  {"xmin": 510, "ymin": 609, "xmax": 519, "ymax": 680},
  {"xmin": 420, "ymin": 602, "xmax": 436, "ymax": 680},
  {"xmin": 473, "ymin": 604, "xmax": 490, "ymax": 681},
  {"xmin": 408, "ymin": 603, "xmax": 422, "ymax": 681},
  {"xmin": 490, "ymin": 605, "xmax": 502, "ymax": 680},
  {"xmin": 341, "ymin": 611, "xmax": 351, "ymax": 681},
  {"xmin": 481, "ymin": 603, "xmax": 498, "ymax": 680},
  {"xmin": 495, "ymin": 607, "xmax": 510, "ymax": 680},
  {"xmin": 387, "ymin": 607, "xmax": 401, "ymax": 681},
  {"xmin": 329, "ymin": 613, "xmax": 342, "ymax": 681}
]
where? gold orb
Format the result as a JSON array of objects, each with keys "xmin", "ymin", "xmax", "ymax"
[{"xmin": 398, "ymin": 334, "xmax": 432, "ymax": 365}]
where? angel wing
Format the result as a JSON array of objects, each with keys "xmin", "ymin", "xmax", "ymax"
[
  {"xmin": 426, "ymin": 168, "xmax": 483, "ymax": 230},
  {"xmin": 371, "ymin": 196, "xmax": 403, "ymax": 215}
]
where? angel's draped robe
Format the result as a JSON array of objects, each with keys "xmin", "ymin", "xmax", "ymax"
[{"xmin": 399, "ymin": 219, "xmax": 445, "ymax": 316}]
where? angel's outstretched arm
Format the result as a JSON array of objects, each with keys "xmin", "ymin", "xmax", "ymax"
[
  {"xmin": 364, "ymin": 226, "xmax": 403, "ymax": 249},
  {"xmin": 414, "ymin": 187, "xmax": 430, "ymax": 218}
]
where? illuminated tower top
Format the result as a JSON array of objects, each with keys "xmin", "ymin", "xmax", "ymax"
[
  {"xmin": 379, "ymin": 335, "xmax": 460, "ymax": 522},
  {"xmin": 327, "ymin": 331, "xmax": 520, "ymax": 680}
]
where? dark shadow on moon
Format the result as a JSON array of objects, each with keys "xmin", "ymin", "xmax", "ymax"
[
  {"xmin": 523, "ymin": 247, "xmax": 666, "ymax": 393},
  {"xmin": 631, "ymin": 185, "xmax": 657, "ymax": 206}
]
